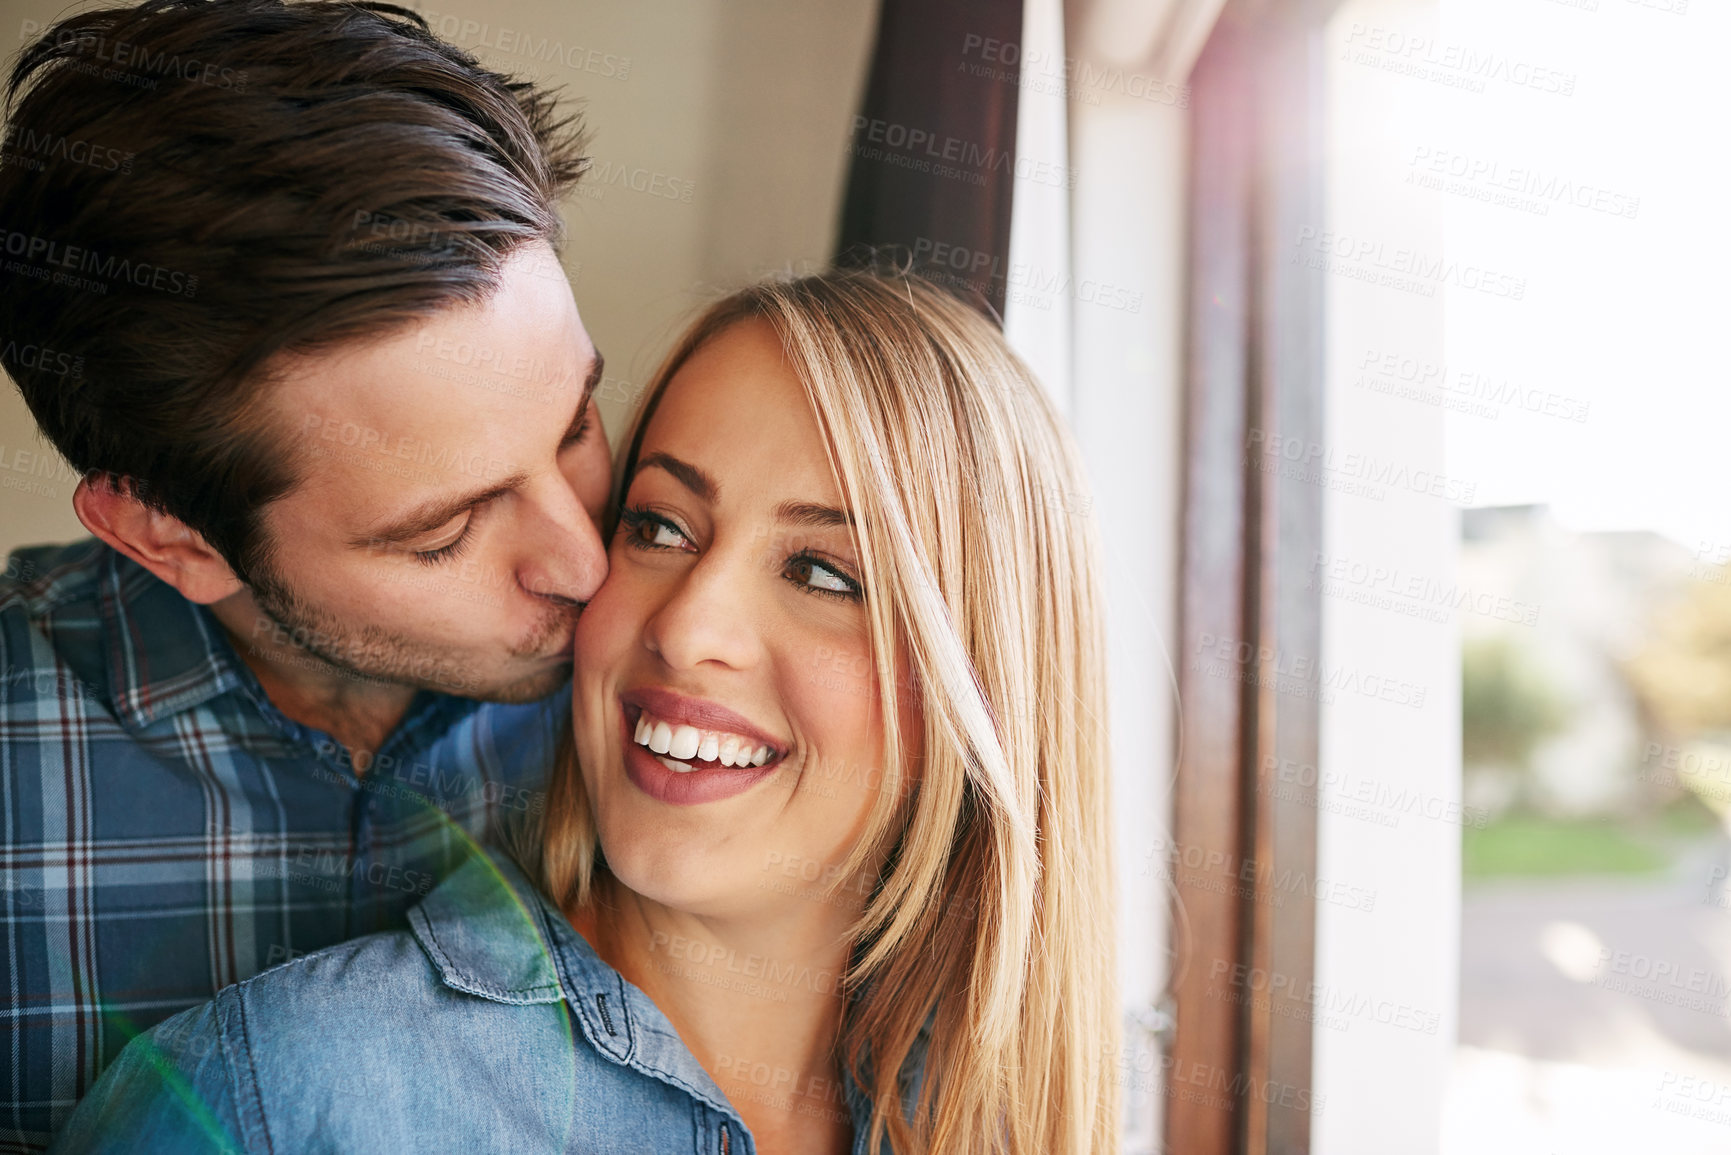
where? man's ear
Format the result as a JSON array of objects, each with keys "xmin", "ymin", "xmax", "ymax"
[{"xmin": 73, "ymin": 476, "xmax": 246, "ymax": 605}]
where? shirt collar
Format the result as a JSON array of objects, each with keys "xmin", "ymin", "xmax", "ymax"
[
  {"xmin": 408, "ymin": 849, "xmax": 749, "ymax": 1124},
  {"xmin": 411, "ymin": 850, "xmax": 957, "ymax": 1150},
  {"xmin": 96, "ymin": 544, "xmax": 482, "ymax": 746},
  {"xmin": 97, "ymin": 546, "xmax": 250, "ymax": 732}
]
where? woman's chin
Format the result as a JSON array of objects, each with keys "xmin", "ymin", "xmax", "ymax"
[{"xmin": 608, "ymin": 851, "xmax": 747, "ymax": 917}]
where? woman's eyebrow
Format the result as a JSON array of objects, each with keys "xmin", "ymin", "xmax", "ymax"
[
  {"xmin": 633, "ymin": 452, "xmax": 851, "ymax": 528},
  {"xmin": 775, "ymin": 501, "xmax": 852, "ymax": 528},
  {"xmin": 634, "ymin": 451, "xmax": 717, "ymax": 501}
]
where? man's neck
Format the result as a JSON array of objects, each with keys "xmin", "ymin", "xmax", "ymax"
[
  {"xmin": 207, "ymin": 589, "xmax": 417, "ymax": 769},
  {"xmin": 573, "ymin": 880, "xmax": 859, "ymax": 1155}
]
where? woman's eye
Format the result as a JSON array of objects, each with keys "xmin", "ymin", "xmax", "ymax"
[
  {"xmin": 619, "ymin": 507, "xmax": 693, "ymax": 551},
  {"xmin": 787, "ymin": 554, "xmax": 861, "ymax": 601},
  {"xmin": 640, "ymin": 521, "xmax": 686, "ymax": 548}
]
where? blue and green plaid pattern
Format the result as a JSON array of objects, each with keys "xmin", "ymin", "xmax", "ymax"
[{"xmin": 0, "ymin": 540, "xmax": 560, "ymax": 1151}]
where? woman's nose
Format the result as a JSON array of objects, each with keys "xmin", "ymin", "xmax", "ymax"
[{"xmin": 640, "ymin": 549, "xmax": 763, "ymax": 672}]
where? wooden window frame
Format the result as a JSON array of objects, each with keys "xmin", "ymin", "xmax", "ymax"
[{"xmin": 1166, "ymin": 2, "xmax": 1343, "ymax": 1153}]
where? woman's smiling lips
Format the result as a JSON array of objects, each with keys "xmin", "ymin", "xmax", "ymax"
[{"xmin": 617, "ymin": 686, "xmax": 788, "ymax": 805}]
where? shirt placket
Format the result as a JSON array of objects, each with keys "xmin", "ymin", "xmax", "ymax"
[
  {"xmin": 344, "ymin": 732, "xmax": 430, "ymax": 938},
  {"xmin": 348, "ymin": 699, "xmax": 472, "ymax": 936},
  {"xmin": 346, "ymin": 754, "xmax": 381, "ymax": 937}
]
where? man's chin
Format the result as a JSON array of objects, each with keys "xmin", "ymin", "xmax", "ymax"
[
  {"xmin": 465, "ymin": 659, "xmax": 573, "ymax": 705},
  {"xmin": 320, "ymin": 650, "xmax": 571, "ymax": 703},
  {"xmin": 240, "ymin": 574, "xmax": 574, "ymax": 704}
]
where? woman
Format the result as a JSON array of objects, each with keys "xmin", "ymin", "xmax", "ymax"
[{"xmin": 51, "ymin": 269, "xmax": 1118, "ymax": 1154}]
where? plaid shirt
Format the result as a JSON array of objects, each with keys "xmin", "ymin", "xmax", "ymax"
[{"xmin": 0, "ymin": 540, "xmax": 561, "ymax": 1151}]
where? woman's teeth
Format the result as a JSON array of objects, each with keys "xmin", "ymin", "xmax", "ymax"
[{"xmin": 632, "ymin": 712, "xmax": 773, "ymax": 773}]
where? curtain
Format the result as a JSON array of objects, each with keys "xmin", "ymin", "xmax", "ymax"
[{"xmin": 835, "ymin": 0, "xmax": 1024, "ymax": 319}]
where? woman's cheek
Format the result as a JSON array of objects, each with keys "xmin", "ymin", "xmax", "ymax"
[
  {"xmin": 790, "ymin": 636, "xmax": 886, "ymax": 805},
  {"xmin": 574, "ymin": 566, "xmax": 638, "ymax": 688}
]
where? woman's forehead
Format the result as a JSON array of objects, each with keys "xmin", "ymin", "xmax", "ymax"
[{"xmin": 641, "ymin": 324, "xmax": 846, "ymax": 513}]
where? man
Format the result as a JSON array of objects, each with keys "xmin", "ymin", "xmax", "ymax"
[{"xmin": 0, "ymin": 1, "xmax": 608, "ymax": 1145}]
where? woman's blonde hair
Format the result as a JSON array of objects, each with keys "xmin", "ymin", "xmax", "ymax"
[{"xmin": 542, "ymin": 269, "xmax": 1118, "ymax": 1154}]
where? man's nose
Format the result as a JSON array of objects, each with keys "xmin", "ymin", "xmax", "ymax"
[{"xmin": 517, "ymin": 475, "xmax": 608, "ymax": 604}]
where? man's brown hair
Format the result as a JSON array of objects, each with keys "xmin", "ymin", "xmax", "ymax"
[{"xmin": 0, "ymin": 0, "xmax": 588, "ymax": 580}]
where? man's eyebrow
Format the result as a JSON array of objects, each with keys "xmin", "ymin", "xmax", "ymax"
[
  {"xmin": 774, "ymin": 501, "xmax": 853, "ymax": 529},
  {"xmin": 351, "ymin": 347, "xmax": 600, "ymax": 551},
  {"xmin": 633, "ymin": 451, "xmax": 719, "ymax": 503},
  {"xmin": 562, "ymin": 348, "xmax": 604, "ymax": 439},
  {"xmin": 351, "ymin": 476, "xmax": 527, "ymax": 549}
]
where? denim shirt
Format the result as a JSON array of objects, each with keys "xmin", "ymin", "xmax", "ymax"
[{"xmin": 49, "ymin": 849, "xmax": 927, "ymax": 1154}]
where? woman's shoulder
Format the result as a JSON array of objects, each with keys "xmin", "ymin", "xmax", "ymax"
[
  {"xmin": 229, "ymin": 921, "xmax": 451, "ymax": 1028},
  {"xmin": 52, "ymin": 851, "xmax": 580, "ymax": 1152},
  {"xmin": 219, "ymin": 846, "xmax": 577, "ymax": 1071},
  {"xmin": 48, "ymin": 928, "xmax": 449, "ymax": 1153}
]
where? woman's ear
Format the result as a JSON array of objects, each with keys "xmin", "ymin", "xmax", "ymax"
[{"xmin": 73, "ymin": 476, "xmax": 246, "ymax": 605}]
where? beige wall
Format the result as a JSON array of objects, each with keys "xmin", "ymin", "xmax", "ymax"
[{"xmin": 0, "ymin": 0, "xmax": 877, "ymax": 556}]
